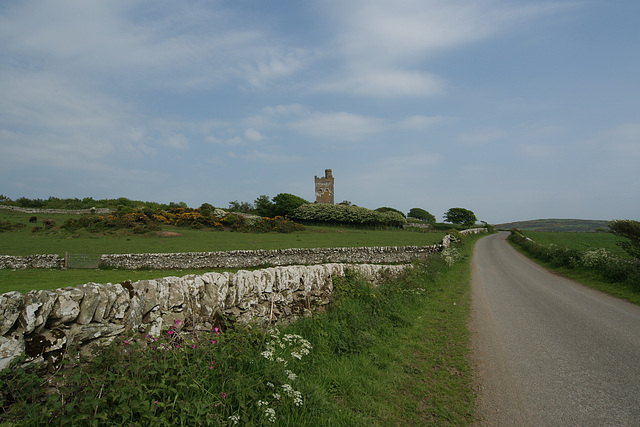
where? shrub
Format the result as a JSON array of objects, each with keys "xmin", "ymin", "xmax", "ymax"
[
  {"xmin": 292, "ymin": 204, "xmax": 406, "ymax": 228},
  {"xmin": 0, "ymin": 221, "xmax": 26, "ymax": 232},
  {"xmin": 509, "ymin": 230, "xmax": 640, "ymax": 285}
]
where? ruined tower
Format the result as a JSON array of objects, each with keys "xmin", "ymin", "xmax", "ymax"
[{"xmin": 314, "ymin": 169, "xmax": 334, "ymax": 204}]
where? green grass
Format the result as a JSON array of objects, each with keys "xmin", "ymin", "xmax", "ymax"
[
  {"xmin": 522, "ymin": 231, "xmax": 629, "ymax": 258},
  {"xmin": 511, "ymin": 231, "xmax": 640, "ymax": 305},
  {"xmin": 0, "ymin": 209, "xmax": 444, "ymax": 256},
  {"xmin": 496, "ymin": 218, "xmax": 609, "ymax": 232},
  {"xmin": 0, "ymin": 235, "xmax": 481, "ymax": 426},
  {"xmin": 1, "ymin": 208, "xmax": 445, "ymax": 294}
]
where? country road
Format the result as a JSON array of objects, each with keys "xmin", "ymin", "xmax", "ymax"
[{"xmin": 470, "ymin": 232, "xmax": 640, "ymax": 426}]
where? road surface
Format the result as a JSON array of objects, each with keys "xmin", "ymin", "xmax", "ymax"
[{"xmin": 471, "ymin": 232, "xmax": 640, "ymax": 426}]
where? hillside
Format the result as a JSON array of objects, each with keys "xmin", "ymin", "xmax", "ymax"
[{"xmin": 495, "ymin": 218, "xmax": 610, "ymax": 232}]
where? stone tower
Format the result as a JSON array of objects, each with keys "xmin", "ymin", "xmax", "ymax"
[{"xmin": 314, "ymin": 169, "xmax": 334, "ymax": 204}]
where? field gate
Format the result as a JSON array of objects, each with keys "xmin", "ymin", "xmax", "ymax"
[{"xmin": 65, "ymin": 252, "xmax": 101, "ymax": 269}]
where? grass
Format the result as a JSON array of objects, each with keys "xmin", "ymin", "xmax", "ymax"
[
  {"xmin": 1, "ymin": 208, "xmax": 445, "ymax": 294},
  {"xmin": 510, "ymin": 231, "xmax": 640, "ymax": 305},
  {"xmin": 0, "ymin": 234, "xmax": 482, "ymax": 426},
  {"xmin": 522, "ymin": 230, "xmax": 629, "ymax": 258},
  {"xmin": 0, "ymin": 209, "xmax": 444, "ymax": 256}
]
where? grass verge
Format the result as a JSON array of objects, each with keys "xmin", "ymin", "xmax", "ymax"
[
  {"xmin": 0, "ymin": 235, "xmax": 482, "ymax": 426},
  {"xmin": 508, "ymin": 232, "xmax": 640, "ymax": 305}
]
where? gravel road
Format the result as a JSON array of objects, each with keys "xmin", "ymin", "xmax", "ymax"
[{"xmin": 470, "ymin": 232, "xmax": 640, "ymax": 426}]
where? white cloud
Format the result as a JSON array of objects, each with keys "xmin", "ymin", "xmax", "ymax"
[
  {"xmin": 398, "ymin": 115, "xmax": 448, "ymax": 130},
  {"xmin": 245, "ymin": 128, "xmax": 264, "ymax": 142},
  {"xmin": 458, "ymin": 127, "xmax": 508, "ymax": 145},
  {"xmin": 158, "ymin": 133, "xmax": 189, "ymax": 150},
  {"xmin": 206, "ymin": 136, "xmax": 243, "ymax": 146},
  {"xmin": 241, "ymin": 150, "xmax": 303, "ymax": 163},
  {"xmin": 316, "ymin": 69, "xmax": 444, "ymax": 98},
  {"xmin": 289, "ymin": 112, "xmax": 386, "ymax": 141},
  {"xmin": 262, "ymin": 104, "xmax": 310, "ymax": 117},
  {"xmin": 316, "ymin": 0, "xmax": 572, "ymax": 97}
]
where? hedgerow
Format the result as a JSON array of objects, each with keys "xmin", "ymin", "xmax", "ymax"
[
  {"xmin": 292, "ymin": 204, "xmax": 406, "ymax": 228},
  {"xmin": 509, "ymin": 230, "xmax": 640, "ymax": 290},
  {"xmin": 62, "ymin": 208, "xmax": 303, "ymax": 234}
]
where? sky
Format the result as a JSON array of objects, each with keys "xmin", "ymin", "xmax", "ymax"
[{"xmin": 1, "ymin": 0, "xmax": 639, "ymax": 224}]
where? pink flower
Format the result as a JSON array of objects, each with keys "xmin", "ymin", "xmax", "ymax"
[
  {"xmin": 211, "ymin": 340, "xmax": 216, "ymax": 345},
  {"xmin": 123, "ymin": 340, "xmax": 129, "ymax": 345},
  {"xmin": 175, "ymin": 319, "xmax": 181, "ymax": 325},
  {"xmin": 168, "ymin": 330, "xmax": 174, "ymax": 335},
  {"xmin": 192, "ymin": 344, "xmax": 196, "ymax": 350},
  {"xmin": 214, "ymin": 327, "xmax": 220, "ymax": 334},
  {"xmin": 220, "ymin": 392, "xmax": 226, "ymax": 399}
]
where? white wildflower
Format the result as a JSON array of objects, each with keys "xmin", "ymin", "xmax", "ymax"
[
  {"xmin": 285, "ymin": 369, "xmax": 297, "ymax": 380},
  {"xmin": 264, "ymin": 407, "xmax": 276, "ymax": 423}
]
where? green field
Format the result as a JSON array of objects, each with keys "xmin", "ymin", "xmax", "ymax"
[
  {"xmin": 512, "ymin": 230, "xmax": 639, "ymax": 305},
  {"xmin": 522, "ymin": 230, "xmax": 629, "ymax": 258},
  {"xmin": 1, "ymin": 208, "xmax": 445, "ymax": 293},
  {"xmin": 0, "ymin": 209, "xmax": 444, "ymax": 256},
  {"xmin": 496, "ymin": 218, "xmax": 610, "ymax": 232}
]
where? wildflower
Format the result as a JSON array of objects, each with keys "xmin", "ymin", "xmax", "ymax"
[
  {"xmin": 220, "ymin": 392, "xmax": 227, "ymax": 399},
  {"xmin": 285, "ymin": 369, "xmax": 297, "ymax": 381},
  {"xmin": 214, "ymin": 327, "xmax": 220, "ymax": 334},
  {"xmin": 174, "ymin": 319, "xmax": 181, "ymax": 325},
  {"xmin": 266, "ymin": 382, "xmax": 275, "ymax": 388},
  {"xmin": 265, "ymin": 407, "xmax": 276, "ymax": 423},
  {"xmin": 168, "ymin": 330, "xmax": 174, "ymax": 335},
  {"xmin": 228, "ymin": 414, "xmax": 240, "ymax": 425},
  {"xmin": 192, "ymin": 344, "xmax": 197, "ymax": 350},
  {"xmin": 272, "ymin": 393, "xmax": 281, "ymax": 400},
  {"xmin": 123, "ymin": 340, "xmax": 129, "ymax": 345},
  {"xmin": 257, "ymin": 400, "xmax": 268, "ymax": 407},
  {"xmin": 211, "ymin": 340, "xmax": 216, "ymax": 345}
]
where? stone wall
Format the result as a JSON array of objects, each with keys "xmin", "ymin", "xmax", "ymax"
[
  {"xmin": 0, "ymin": 205, "xmax": 111, "ymax": 215},
  {"xmin": 0, "ymin": 229, "xmax": 486, "ymax": 370},
  {"xmin": 0, "ymin": 228, "xmax": 486, "ymax": 270},
  {"xmin": 99, "ymin": 245, "xmax": 445, "ymax": 270},
  {"xmin": 0, "ymin": 255, "xmax": 65, "ymax": 270},
  {"xmin": 0, "ymin": 263, "xmax": 406, "ymax": 371}
]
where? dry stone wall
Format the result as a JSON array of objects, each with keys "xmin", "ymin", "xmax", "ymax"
[
  {"xmin": 0, "ymin": 263, "xmax": 406, "ymax": 371},
  {"xmin": 0, "ymin": 205, "xmax": 111, "ymax": 215},
  {"xmin": 0, "ymin": 229, "xmax": 486, "ymax": 371}
]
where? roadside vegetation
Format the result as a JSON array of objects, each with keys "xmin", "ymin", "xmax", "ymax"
[
  {"xmin": 509, "ymin": 228, "xmax": 640, "ymax": 305},
  {"xmin": 0, "ymin": 233, "xmax": 482, "ymax": 426}
]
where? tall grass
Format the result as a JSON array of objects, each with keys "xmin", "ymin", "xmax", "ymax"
[{"xmin": 0, "ymin": 235, "xmax": 481, "ymax": 426}]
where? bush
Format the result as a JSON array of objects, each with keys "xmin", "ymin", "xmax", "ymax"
[
  {"xmin": 0, "ymin": 221, "xmax": 26, "ymax": 232},
  {"xmin": 509, "ymin": 230, "xmax": 640, "ymax": 285},
  {"xmin": 293, "ymin": 204, "xmax": 406, "ymax": 228}
]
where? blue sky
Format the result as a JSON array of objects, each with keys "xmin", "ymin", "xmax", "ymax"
[{"xmin": 1, "ymin": 0, "xmax": 639, "ymax": 224}]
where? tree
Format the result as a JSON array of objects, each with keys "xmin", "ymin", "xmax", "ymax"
[
  {"xmin": 272, "ymin": 193, "xmax": 309, "ymax": 218},
  {"xmin": 375, "ymin": 207, "xmax": 406, "ymax": 218},
  {"xmin": 228, "ymin": 200, "xmax": 254, "ymax": 214},
  {"xmin": 444, "ymin": 207, "xmax": 477, "ymax": 226},
  {"xmin": 254, "ymin": 195, "xmax": 275, "ymax": 217},
  {"xmin": 609, "ymin": 220, "xmax": 640, "ymax": 259},
  {"xmin": 408, "ymin": 208, "xmax": 436, "ymax": 223}
]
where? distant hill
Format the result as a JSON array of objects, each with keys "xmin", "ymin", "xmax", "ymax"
[{"xmin": 495, "ymin": 219, "xmax": 610, "ymax": 232}]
